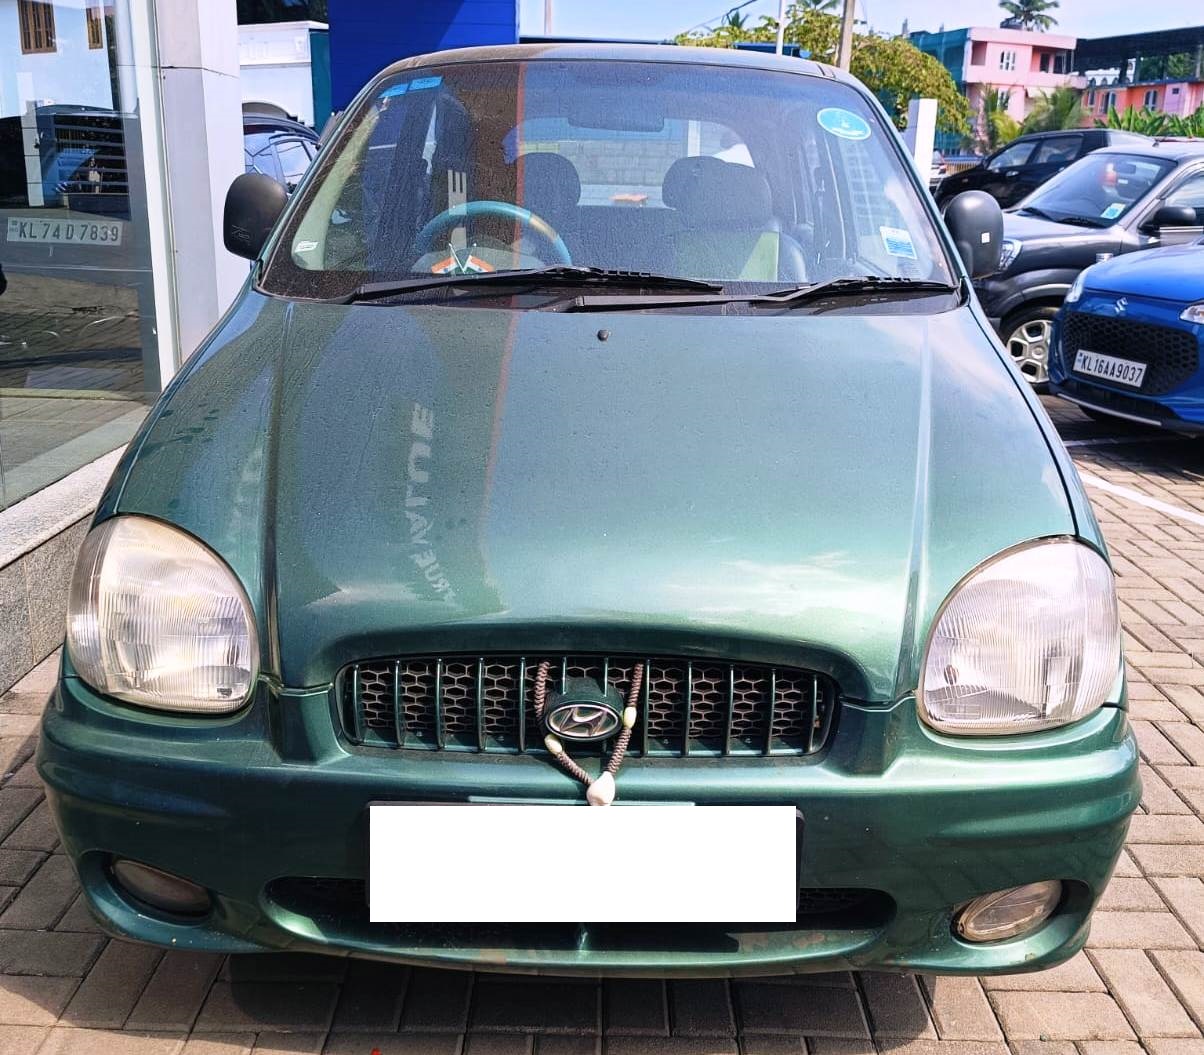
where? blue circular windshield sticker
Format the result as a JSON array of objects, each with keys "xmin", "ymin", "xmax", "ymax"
[{"xmin": 817, "ymin": 108, "xmax": 871, "ymax": 141}]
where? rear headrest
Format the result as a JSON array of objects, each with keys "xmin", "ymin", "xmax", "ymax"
[
  {"xmin": 519, "ymin": 151, "xmax": 581, "ymax": 218},
  {"xmin": 662, "ymin": 156, "xmax": 773, "ymax": 227}
]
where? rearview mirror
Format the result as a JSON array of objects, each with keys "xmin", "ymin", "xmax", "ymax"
[
  {"xmin": 223, "ymin": 173, "xmax": 288, "ymax": 260},
  {"xmin": 1142, "ymin": 204, "xmax": 1200, "ymax": 233},
  {"xmin": 943, "ymin": 191, "xmax": 1004, "ymax": 279}
]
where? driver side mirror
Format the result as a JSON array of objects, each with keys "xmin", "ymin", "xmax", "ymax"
[
  {"xmin": 223, "ymin": 173, "xmax": 288, "ymax": 260},
  {"xmin": 1141, "ymin": 204, "xmax": 1200, "ymax": 234},
  {"xmin": 943, "ymin": 191, "xmax": 1004, "ymax": 279}
]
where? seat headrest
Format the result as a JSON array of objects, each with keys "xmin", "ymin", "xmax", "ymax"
[
  {"xmin": 662, "ymin": 156, "xmax": 773, "ymax": 227},
  {"xmin": 519, "ymin": 151, "xmax": 581, "ymax": 217}
]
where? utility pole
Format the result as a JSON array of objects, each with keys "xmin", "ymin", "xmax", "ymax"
[
  {"xmin": 544, "ymin": 0, "xmax": 552, "ymax": 35},
  {"xmin": 837, "ymin": 0, "xmax": 856, "ymax": 69},
  {"xmin": 775, "ymin": 0, "xmax": 787, "ymax": 55}
]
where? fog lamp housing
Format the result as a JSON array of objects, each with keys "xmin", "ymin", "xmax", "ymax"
[
  {"xmin": 955, "ymin": 880, "xmax": 1063, "ymax": 942},
  {"xmin": 111, "ymin": 859, "xmax": 211, "ymax": 917}
]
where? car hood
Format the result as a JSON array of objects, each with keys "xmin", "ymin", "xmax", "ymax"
[
  {"xmin": 1085, "ymin": 243, "xmax": 1204, "ymax": 302},
  {"xmin": 1003, "ymin": 210, "xmax": 1117, "ymax": 245},
  {"xmin": 111, "ymin": 293, "xmax": 1075, "ymax": 702}
]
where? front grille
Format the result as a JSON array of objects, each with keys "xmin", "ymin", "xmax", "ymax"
[
  {"xmin": 338, "ymin": 655, "xmax": 838, "ymax": 757},
  {"xmin": 1062, "ymin": 311, "xmax": 1199, "ymax": 395}
]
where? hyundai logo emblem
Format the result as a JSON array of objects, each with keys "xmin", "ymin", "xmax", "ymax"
[{"xmin": 545, "ymin": 678, "xmax": 624, "ymax": 743}]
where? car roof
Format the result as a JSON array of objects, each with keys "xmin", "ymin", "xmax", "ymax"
[
  {"xmin": 242, "ymin": 113, "xmax": 318, "ymax": 140},
  {"xmin": 373, "ymin": 41, "xmax": 852, "ymax": 88},
  {"xmin": 1088, "ymin": 139, "xmax": 1204, "ymax": 161}
]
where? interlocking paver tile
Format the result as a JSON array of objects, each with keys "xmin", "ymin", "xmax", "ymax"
[
  {"xmin": 1097, "ymin": 876, "xmax": 1166, "ymax": 911},
  {"xmin": 61, "ymin": 940, "xmax": 162, "ymax": 1029},
  {"xmin": 461, "ymin": 1036, "xmax": 532, "ymax": 1055},
  {"xmin": 398, "ymin": 969, "xmax": 471, "ymax": 1033},
  {"xmin": 872, "ymin": 1043, "xmax": 1009, "ymax": 1055},
  {"xmin": 1088, "ymin": 949, "xmax": 1200, "ymax": 1037},
  {"xmin": 1144, "ymin": 1040, "xmax": 1204, "ymax": 1055},
  {"xmin": 1140, "ymin": 766, "xmax": 1192, "ymax": 814},
  {"xmin": 0, "ymin": 1024, "xmax": 48, "ymax": 1055},
  {"xmin": 126, "ymin": 951, "xmax": 224, "ymax": 1032},
  {"xmin": 1162, "ymin": 723, "xmax": 1204, "ymax": 765},
  {"xmin": 1087, "ymin": 909, "xmax": 1197, "ymax": 948},
  {"xmin": 193, "ymin": 983, "xmax": 339, "ymax": 1034},
  {"xmin": 979, "ymin": 952, "xmax": 1104, "ymax": 992},
  {"xmin": 0, "ymin": 931, "xmax": 104, "ymax": 977},
  {"xmin": 1134, "ymin": 722, "xmax": 1190, "ymax": 765},
  {"xmin": 1128, "ymin": 814, "xmax": 1204, "ymax": 844},
  {"xmin": 738, "ymin": 1038, "xmax": 804, "ymax": 1055},
  {"xmin": 0, "ymin": 976, "xmax": 79, "ymax": 1026},
  {"xmin": 323, "ymin": 1038, "xmax": 474, "ymax": 1055},
  {"xmin": 602, "ymin": 980, "xmax": 667, "ymax": 1036},
  {"xmin": 179, "ymin": 1034, "xmax": 254, "ymax": 1055},
  {"xmin": 806, "ymin": 1041, "xmax": 875, "ymax": 1055},
  {"xmin": 1131, "ymin": 844, "xmax": 1204, "ymax": 877},
  {"xmin": 858, "ymin": 974, "xmax": 935, "ymax": 1039},
  {"xmin": 0, "ymin": 791, "xmax": 40, "ymax": 845},
  {"xmin": 470, "ymin": 978, "xmax": 599, "ymax": 1035},
  {"xmin": 329, "ymin": 961, "xmax": 407, "ymax": 1033},
  {"xmin": 667, "ymin": 981, "xmax": 734, "ymax": 1037},
  {"xmin": 0, "ymin": 856, "xmax": 78, "ymax": 930},
  {"xmin": 918, "ymin": 977, "xmax": 1002, "ymax": 1042},
  {"xmin": 36, "ymin": 1028, "xmax": 186, "ymax": 1054},
  {"xmin": 0, "ymin": 852, "xmax": 42, "ymax": 888},
  {"xmin": 1153, "ymin": 877, "xmax": 1204, "ymax": 946},
  {"xmin": 249, "ymin": 1033, "xmax": 327, "ymax": 1053},
  {"xmin": 602, "ymin": 1039, "xmax": 737, "ymax": 1055},
  {"xmin": 730, "ymin": 984, "xmax": 868, "ymax": 1038},
  {"xmin": 987, "ymin": 991, "xmax": 1135, "ymax": 1040},
  {"xmin": 1151, "ymin": 949, "xmax": 1204, "ymax": 1029}
]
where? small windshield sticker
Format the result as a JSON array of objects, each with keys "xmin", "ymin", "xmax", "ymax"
[
  {"xmin": 1101, "ymin": 202, "xmax": 1125, "ymax": 221},
  {"xmin": 409, "ymin": 76, "xmax": 443, "ymax": 91},
  {"xmin": 295, "ymin": 240, "xmax": 318, "ymax": 253},
  {"xmin": 379, "ymin": 83, "xmax": 409, "ymax": 99},
  {"xmin": 817, "ymin": 107, "xmax": 871, "ymax": 141},
  {"xmin": 879, "ymin": 226, "xmax": 918, "ymax": 260}
]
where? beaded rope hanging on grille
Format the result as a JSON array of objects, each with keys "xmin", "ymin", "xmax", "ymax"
[{"xmin": 532, "ymin": 659, "xmax": 643, "ymax": 806}]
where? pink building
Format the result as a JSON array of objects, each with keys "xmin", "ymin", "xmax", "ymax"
[{"xmin": 961, "ymin": 27, "xmax": 1086, "ymax": 137}]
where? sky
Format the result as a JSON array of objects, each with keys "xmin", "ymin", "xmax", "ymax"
[{"xmin": 517, "ymin": 0, "xmax": 1199, "ymax": 42}]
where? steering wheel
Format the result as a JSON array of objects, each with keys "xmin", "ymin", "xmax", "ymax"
[{"xmin": 413, "ymin": 200, "xmax": 571, "ymax": 266}]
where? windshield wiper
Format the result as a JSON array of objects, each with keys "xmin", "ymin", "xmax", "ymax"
[
  {"xmin": 336, "ymin": 266, "xmax": 724, "ymax": 304},
  {"xmin": 554, "ymin": 275, "xmax": 959, "ymax": 313},
  {"xmin": 1018, "ymin": 206, "xmax": 1106, "ymax": 228}
]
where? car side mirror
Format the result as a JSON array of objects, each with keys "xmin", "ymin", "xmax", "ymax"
[
  {"xmin": 943, "ymin": 191, "xmax": 1004, "ymax": 279},
  {"xmin": 223, "ymin": 173, "xmax": 288, "ymax": 260},
  {"xmin": 1141, "ymin": 204, "xmax": 1199, "ymax": 233}
]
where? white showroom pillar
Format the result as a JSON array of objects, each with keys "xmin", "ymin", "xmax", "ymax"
[
  {"xmin": 152, "ymin": 0, "xmax": 247, "ymax": 369},
  {"xmin": 904, "ymin": 98, "xmax": 938, "ymax": 172}
]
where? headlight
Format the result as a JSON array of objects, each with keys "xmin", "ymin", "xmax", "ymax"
[
  {"xmin": 66, "ymin": 516, "xmax": 259, "ymax": 714},
  {"xmin": 1065, "ymin": 271, "xmax": 1087, "ymax": 305},
  {"xmin": 1182, "ymin": 302, "xmax": 1204, "ymax": 324},
  {"xmin": 997, "ymin": 238, "xmax": 1023, "ymax": 271},
  {"xmin": 919, "ymin": 539, "xmax": 1121, "ymax": 735}
]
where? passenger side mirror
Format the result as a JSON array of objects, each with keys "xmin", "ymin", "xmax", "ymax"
[
  {"xmin": 943, "ymin": 191, "xmax": 1004, "ymax": 279},
  {"xmin": 1141, "ymin": 204, "xmax": 1199, "ymax": 233},
  {"xmin": 223, "ymin": 173, "xmax": 288, "ymax": 260}
]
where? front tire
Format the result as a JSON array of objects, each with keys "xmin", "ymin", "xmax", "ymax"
[{"xmin": 1002, "ymin": 305, "xmax": 1060, "ymax": 389}]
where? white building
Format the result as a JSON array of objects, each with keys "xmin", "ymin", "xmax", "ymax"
[{"xmin": 238, "ymin": 19, "xmax": 327, "ymax": 127}]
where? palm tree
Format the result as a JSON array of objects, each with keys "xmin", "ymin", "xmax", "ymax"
[
  {"xmin": 721, "ymin": 10, "xmax": 749, "ymax": 31},
  {"xmin": 1021, "ymin": 87, "xmax": 1082, "ymax": 133},
  {"xmin": 998, "ymin": 0, "xmax": 1059, "ymax": 31},
  {"xmin": 1095, "ymin": 105, "xmax": 1170, "ymax": 136},
  {"xmin": 981, "ymin": 87, "xmax": 1020, "ymax": 150}
]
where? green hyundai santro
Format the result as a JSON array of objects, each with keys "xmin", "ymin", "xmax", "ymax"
[{"xmin": 39, "ymin": 44, "xmax": 1139, "ymax": 977}]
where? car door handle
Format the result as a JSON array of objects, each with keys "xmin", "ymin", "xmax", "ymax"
[{"xmin": 1005, "ymin": 171, "xmax": 1020, "ymax": 178}]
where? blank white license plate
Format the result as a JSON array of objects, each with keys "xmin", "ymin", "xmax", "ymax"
[
  {"xmin": 369, "ymin": 804, "xmax": 797, "ymax": 923},
  {"xmin": 1073, "ymin": 349, "xmax": 1147, "ymax": 388}
]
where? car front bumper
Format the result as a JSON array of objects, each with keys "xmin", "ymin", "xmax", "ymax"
[{"xmin": 39, "ymin": 674, "xmax": 1139, "ymax": 978}]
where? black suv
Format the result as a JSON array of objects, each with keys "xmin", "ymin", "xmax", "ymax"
[
  {"xmin": 936, "ymin": 129, "xmax": 1151, "ymax": 209},
  {"xmin": 974, "ymin": 140, "xmax": 1204, "ymax": 385},
  {"xmin": 243, "ymin": 111, "xmax": 320, "ymax": 194}
]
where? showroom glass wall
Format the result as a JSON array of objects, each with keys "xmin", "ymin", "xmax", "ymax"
[{"xmin": 0, "ymin": 0, "xmax": 166, "ymax": 511}]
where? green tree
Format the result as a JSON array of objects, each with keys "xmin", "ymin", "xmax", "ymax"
[
  {"xmin": 980, "ymin": 87, "xmax": 1020, "ymax": 149},
  {"xmin": 1021, "ymin": 87, "xmax": 1083, "ymax": 133},
  {"xmin": 677, "ymin": 5, "xmax": 970, "ymax": 136},
  {"xmin": 998, "ymin": 0, "xmax": 1060, "ymax": 31},
  {"xmin": 1095, "ymin": 105, "xmax": 1170, "ymax": 135}
]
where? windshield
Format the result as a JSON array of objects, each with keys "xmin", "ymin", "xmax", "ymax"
[
  {"xmin": 260, "ymin": 59, "xmax": 953, "ymax": 301},
  {"xmin": 1017, "ymin": 151, "xmax": 1175, "ymax": 226}
]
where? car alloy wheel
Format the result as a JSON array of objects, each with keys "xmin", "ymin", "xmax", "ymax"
[{"xmin": 1004, "ymin": 308, "xmax": 1059, "ymax": 387}]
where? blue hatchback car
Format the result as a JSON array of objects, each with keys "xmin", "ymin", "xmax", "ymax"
[{"xmin": 1050, "ymin": 240, "xmax": 1204, "ymax": 432}]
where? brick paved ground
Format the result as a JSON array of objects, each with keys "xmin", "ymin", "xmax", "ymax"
[{"xmin": 4, "ymin": 396, "xmax": 1204, "ymax": 1054}]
